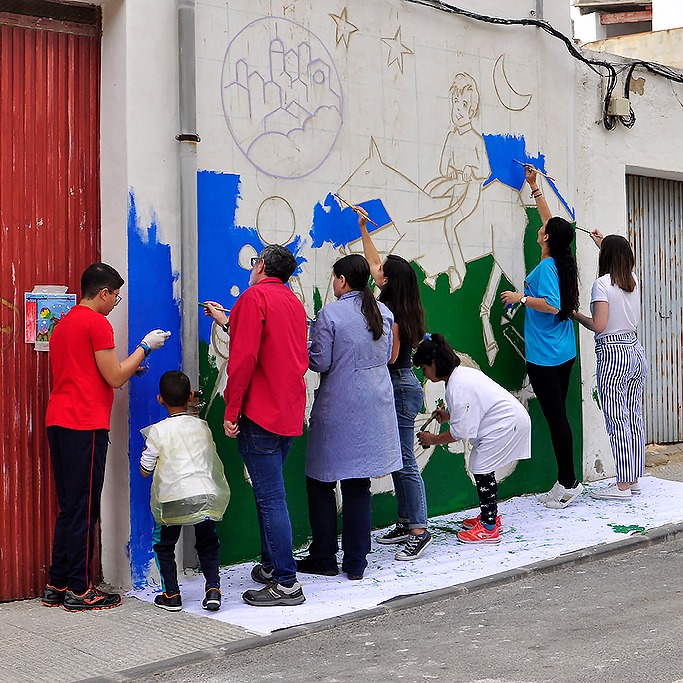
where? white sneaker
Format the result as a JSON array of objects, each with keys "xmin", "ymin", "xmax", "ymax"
[
  {"xmin": 544, "ymin": 482, "xmax": 584, "ymax": 509},
  {"xmin": 591, "ymin": 484, "xmax": 632, "ymax": 500},
  {"xmin": 630, "ymin": 483, "xmax": 641, "ymax": 495},
  {"xmin": 537, "ymin": 481, "xmax": 563, "ymax": 504}
]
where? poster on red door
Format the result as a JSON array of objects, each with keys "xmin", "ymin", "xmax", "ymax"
[{"xmin": 25, "ymin": 286, "xmax": 76, "ymax": 351}]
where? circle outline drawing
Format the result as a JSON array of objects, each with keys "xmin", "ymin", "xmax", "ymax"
[{"xmin": 220, "ymin": 16, "xmax": 344, "ymax": 180}]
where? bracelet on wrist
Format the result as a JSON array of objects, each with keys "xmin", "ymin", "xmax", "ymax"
[{"xmin": 138, "ymin": 342, "xmax": 152, "ymax": 358}]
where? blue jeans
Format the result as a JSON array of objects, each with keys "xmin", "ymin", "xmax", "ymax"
[
  {"xmin": 237, "ymin": 416, "xmax": 297, "ymax": 586},
  {"xmin": 390, "ymin": 368, "xmax": 428, "ymax": 528}
]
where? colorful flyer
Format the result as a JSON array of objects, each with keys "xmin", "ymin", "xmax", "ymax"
[{"xmin": 24, "ymin": 287, "xmax": 76, "ymax": 351}]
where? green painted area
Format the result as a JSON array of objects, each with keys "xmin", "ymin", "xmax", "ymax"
[
  {"xmin": 200, "ymin": 207, "xmax": 584, "ymax": 567},
  {"xmin": 608, "ymin": 523, "xmax": 645, "ymax": 535}
]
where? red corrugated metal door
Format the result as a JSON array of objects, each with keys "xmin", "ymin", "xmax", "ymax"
[{"xmin": 0, "ymin": 10, "xmax": 101, "ymax": 600}]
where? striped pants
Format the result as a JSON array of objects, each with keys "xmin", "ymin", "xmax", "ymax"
[{"xmin": 595, "ymin": 333, "xmax": 647, "ymax": 483}]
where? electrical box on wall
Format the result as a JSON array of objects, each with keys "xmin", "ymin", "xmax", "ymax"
[{"xmin": 608, "ymin": 97, "xmax": 631, "ymax": 116}]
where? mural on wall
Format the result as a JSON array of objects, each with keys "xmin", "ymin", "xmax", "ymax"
[
  {"xmin": 126, "ymin": 5, "xmax": 583, "ymax": 578},
  {"xmin": 220, "ymin": 16, "xmax": 343, "ymax": 179}
]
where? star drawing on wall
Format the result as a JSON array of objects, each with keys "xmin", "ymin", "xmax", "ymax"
[
  {"xmin": 330, "ymin": 7, "xmax": 358, "ymax": 48},
  {"xmin": 381, "ymin": 26, "xmax": 413, "ymax": 73}
]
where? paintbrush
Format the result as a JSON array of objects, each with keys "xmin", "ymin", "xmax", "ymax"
[
  {"xmin": 198, "ymin": 302, "xmax": 229, "ymax": 313},
  {"xmin": 419, "ymin": 412, "xmax": 440, "ymax": 432},
  {"xmin": 333, "ymin": 193, "xmax": 380, "ymax": 227},
  {"xmin": 513, "ymin": 159, "xmax": 557, "ymax": 183}
]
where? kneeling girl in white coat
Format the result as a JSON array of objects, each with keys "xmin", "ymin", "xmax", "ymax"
[{"xmin": 414, "ymin": 334, "xmax": 531, "ymax": 544}]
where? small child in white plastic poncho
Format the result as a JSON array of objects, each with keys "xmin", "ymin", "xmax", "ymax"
[{"xmin": 140, "ymin": 370, "xmax": 230, "ymax": 612}]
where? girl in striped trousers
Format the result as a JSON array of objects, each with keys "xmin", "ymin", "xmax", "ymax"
[{"xmin": 573, "ymin": 231, "xmax": 647, "ymax": 499}]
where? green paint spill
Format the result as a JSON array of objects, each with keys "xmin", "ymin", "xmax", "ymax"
[
  {"xmin": 591, "ymin": 387, "xmax": 602, "ymax": 410},
  {"xmin": 608, "ymin": 523, "xmax": 646, "ymax": 534}
]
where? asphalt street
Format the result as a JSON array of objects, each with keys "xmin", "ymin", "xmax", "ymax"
[{"xmin": 128, "ymin": 535, "xmax": 683, "ymax": 683}]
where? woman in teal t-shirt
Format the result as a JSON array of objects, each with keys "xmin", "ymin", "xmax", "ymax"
[{"xmin": 501, "ymin": 166, "xmax": 580, "ymax": 510}]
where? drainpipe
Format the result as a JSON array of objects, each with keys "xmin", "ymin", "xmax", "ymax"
[
  {"xmin": 536, "ymin": 0, "xmax": 544, "ymax": 21},
  {"xmin": 177, "ymin": 0, "xmax": 200, "ymax": 568}
]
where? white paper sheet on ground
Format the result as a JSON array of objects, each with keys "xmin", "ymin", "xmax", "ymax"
[{"xmin": 130, "ymin": 476, "xmax": 683, "ymax": 636}]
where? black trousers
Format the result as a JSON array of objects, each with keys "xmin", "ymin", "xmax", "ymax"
[
  {"xmin": 473, "ymin": 473, "xmax": 498, "ymax": 526},
  {"xmin": 46, "ymin": 426, "xmax": 108, "ymax": 594},
  {"xmin": 153, "ymin": 519, "xmax": 220, "ymax": 595},
  {"xmin": 526, "ymin": 358, "xmax": 577, "ymax": 489},
  {"xmin": 305, "ymin": 476, "xmax": 371, "ymax": 577}
]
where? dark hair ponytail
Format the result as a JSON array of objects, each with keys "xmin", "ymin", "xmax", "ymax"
[
  {"xmin": 545, "ymin": 217, "xmax": 579, "ymax": 320},
  {"xmin": 412, "ymin": 333, "xmax": 460, "ymax": 378},
  {"xmin": 379, "ymin": 255, "xmax": 426, "ymax": 348},
  {"xmin": 333, "ymin": 254, "xmax": 384, "ymax": 340}
]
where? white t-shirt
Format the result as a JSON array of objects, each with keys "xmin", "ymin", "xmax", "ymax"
[
  {"xmin": 590, "ymin": 273, "xmax": 640, "ymax": 339},
  {"xmin": 444, "ymin": 366, "xmax": 531, "ymax": 475}
]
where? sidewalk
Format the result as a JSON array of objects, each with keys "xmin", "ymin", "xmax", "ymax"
[{"xmin": 2, "ymin": 465, "xmax": 682, "ymax": 683}]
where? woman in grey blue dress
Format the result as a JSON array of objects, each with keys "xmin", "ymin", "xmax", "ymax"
[{"xmin": 299, "ymin": 254, "xmax": 402, "ymax": 580}]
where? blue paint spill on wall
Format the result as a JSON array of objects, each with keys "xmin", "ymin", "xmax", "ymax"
[
  {"xmin": 483, "ymin": 134, "xmax": 575, "ymax": 220},
  {"xmin": 197, "ymin": 170, "xmax": 305, "ymax": 345},
  {"xmin": 309, "ymin": 194, "xmax": 391, "ymax": 249},
  {"xmin": 127, "ymin": 190, "xmax": 182, "ymax": 588}
]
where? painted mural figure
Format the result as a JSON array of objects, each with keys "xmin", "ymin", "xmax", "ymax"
[
  {"xmin": 359, "ymin": 210, "xmax": 433, "ymax": 561},
  {"xmin": 43, "ymin": 263, "xmax": 170, "ymax": 612},
  {"xmin": 205, "ymin": 245, "xmax": 309, "ymax": 607},
  {"xmin": 500, "ymin": 167, "xmax": 582, "ymax": 510},
  {"xmin": 414, "ymin": 334, "xmax": 531, "ymax": 544},
  {"xmin": 572, "ymin": 231, "xmax": 646, "ymax": 500},
  {"xmin": 418, "ymin": 73, "xmax": 491, "ymax": 291},
  {"xmin": 300, "ymin": 254, "xmax": 402, "ymax": 580},
  {"xmin": 140, "ymin": 370, "xmax": 230, "ymax": 613}
]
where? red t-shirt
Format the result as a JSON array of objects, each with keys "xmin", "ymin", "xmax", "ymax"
[
  {"xmin": 45, "ymin": 305, "xmax": 116, "ymax": 430},
  {"xmin": 224, "ymin": 277, "xmax": 308, "ymax": 436}
]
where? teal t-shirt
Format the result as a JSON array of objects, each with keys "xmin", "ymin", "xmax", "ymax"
[{"xmin": 524, "ymin": 257, "xmax": 576, "ymax": 366}]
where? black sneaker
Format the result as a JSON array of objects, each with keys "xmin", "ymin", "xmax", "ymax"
[
  {"xmin": 296, "ymin": 556, "xmax": 339, "ymax": 576},
  {"xmin": 154, "ymin": 592, "xmax": 182, "ymax": 612},
  {"xmin": 63, "ymin": 586, "xmax": 122, "ymax": 612},
  {"xmin": 251, "ymin": 563, "xmax": 274, "ymax": 585},
  {"xmin": 42, "ymin": 584, "xmax": 67, "ymax": 607},
  {"xmin": 395, "ymin": 530, "xmax": 432, "ymax": 561},
  {"xmin": 376, "ymin": 524, "xmax": 410, "ymax": 545},
  {"xmin": 242, "ymin": 581, "xmax": 305, "ymax": 607},
  {"xmin": 202, "ymin": 588, "xmax": 221, "ymax": 611}
]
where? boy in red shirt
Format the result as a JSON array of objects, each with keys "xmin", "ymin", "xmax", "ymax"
[{"xmin": 42, "ymin": 262, "xmax": 170, "ymax": 611}]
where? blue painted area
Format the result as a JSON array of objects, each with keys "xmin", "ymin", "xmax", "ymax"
[
  {"xmin": 309, "ymin": 194, "xmax": 390, "ymax": 249},
  {"xmin": 483, "ymin": 134, "xmax": 575, "ymax": 219},
  {"xmin": 127, "ymin": 191, "xmax": 182, "ymax": 588},
  {"xmin": 197, "ymin": 170, "xmax": 305, "ymax": 345}
]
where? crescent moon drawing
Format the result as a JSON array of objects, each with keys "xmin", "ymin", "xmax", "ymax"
[{"xmin": 493, "ymin": 54, "xmax": 533, "ymax": 112}]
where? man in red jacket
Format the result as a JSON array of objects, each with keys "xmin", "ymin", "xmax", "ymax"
[{"xmin": 205, "ymin": 245, "xmax": 308, "ymax": 606}]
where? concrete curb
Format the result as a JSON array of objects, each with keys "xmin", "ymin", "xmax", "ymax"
[{"xmin": 79, "ymin": 520, "xmax": 683, "ymax": 682}]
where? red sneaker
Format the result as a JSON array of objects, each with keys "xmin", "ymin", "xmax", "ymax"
[
  {"xmin": 457, "ymin": 521, "xmax": 501, "ymax": 544},
  {"xmin": 461, "ymin": 514, "xmax": 502, "ymax": 531}
]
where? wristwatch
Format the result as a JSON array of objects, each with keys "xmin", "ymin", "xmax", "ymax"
[{"xmin": 520, "ymin": 296, "xmax": 528, "ymax": 306}]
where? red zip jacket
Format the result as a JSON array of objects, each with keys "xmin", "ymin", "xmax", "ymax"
[{"xmin": 223, "ymin": 277, "xmax": 308, "ymax": 436}]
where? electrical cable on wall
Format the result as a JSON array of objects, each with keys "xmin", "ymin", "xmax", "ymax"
[{"xmin": 403, "ymin": 0, "xmax": 683, "ymax": 130}]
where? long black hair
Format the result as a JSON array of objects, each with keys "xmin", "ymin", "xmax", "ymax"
[
  {"xmin": 545, "ymin": 217, "xmax": 579, "ymax": 320},
  {"xmin": 598, "ymin": 235, "xmax": 636, "ymax": 292},
  {"xmin": 333, "ymin": 254, "xmax": 384, "ymax": 340},
  {"xmin": 412, "ymin": 333, "xmax": 460, "ymax": 379},
  {"xmin": 378, "ymin": 255, "xmax": 426, "ymax": 348}
]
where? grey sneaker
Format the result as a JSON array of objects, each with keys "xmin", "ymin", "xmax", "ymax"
[
  {"xmin": 630, "ymin": 482, "xmax": 641, "ymax": 495},
  {"xmin": 544, "ymin": 482, "xmax": 584, "ymax": 509},
  {"xmin": 251, "ymin": 564, "xmax": 274, "ymax": 585},
  {"xmin": 395, "ymin": 530, "xmax": 432, "ymax": 561},
  {"xmin": 41, "ymin": 584, "xmax": 66, "ymax": 607},
  {"xmin": 242, "ymin": 581, "xmax": 305, "ymax": 607},
  {"xmin": 376, "ymin": 524, "xmax": 410, "ymax": 545}
]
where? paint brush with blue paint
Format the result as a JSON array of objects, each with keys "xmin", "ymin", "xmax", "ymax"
[
  {"xmin": 513, "ymin": 158, "xmax": 556, "ymax": 182},
  {"xmin": 333, "ymin": 193, "xmax": 380, "ymax": 227}
]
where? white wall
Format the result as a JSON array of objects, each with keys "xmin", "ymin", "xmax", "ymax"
[
  {"xmin": 574, "ymin": 51, "xmax": 683, "ymax": 479},
  {"xmin": 98, "ymin": 0, "xmax": 182, "ymax": 589},
  {"xmin": 653, "ymin": 0, "xmax": 683, "ymax": 31}
]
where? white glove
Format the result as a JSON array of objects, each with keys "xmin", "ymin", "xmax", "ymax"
[{"xmin": 141, "ymin": 329, "xmax": 171, "ymax": 350}]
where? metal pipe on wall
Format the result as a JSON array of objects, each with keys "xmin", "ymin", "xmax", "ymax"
[{"xmin": 177, "ymin": 0, "xmax": 200, "ymax": 569}]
